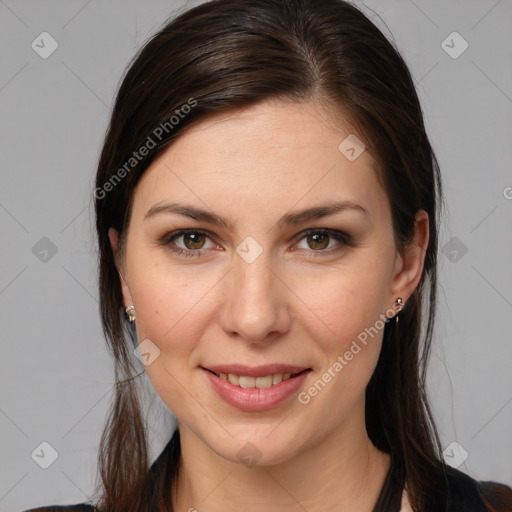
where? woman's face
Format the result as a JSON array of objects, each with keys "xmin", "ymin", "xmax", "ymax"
[{"xmin": 111, "ymin": 100, "xmax": 427, "ymax": 466}]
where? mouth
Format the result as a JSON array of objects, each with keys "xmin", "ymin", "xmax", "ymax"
[
  {"xmin": 202, "ymin": 367, "xmax": 311, "ymax": 389},
  {"xmin": 201, "ymin": 365, "xmax": 312, "ymax": 411}
]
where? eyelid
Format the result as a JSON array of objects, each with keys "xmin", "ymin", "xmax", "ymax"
[
  {"xmin": 290, "ymin": 228, "xmax": 350, "ymax": 253},
  {"xmin": 159, "ymin": 227, "xmax": 350, "ymax": 257},
  {"xmin": 160, "ymin": 229, "xmax": 220, "ymax": 254}
]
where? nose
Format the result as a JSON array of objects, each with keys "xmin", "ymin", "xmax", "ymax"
[{"xmin": 220, "ymin": 252, "xmax": 292, "ymax": 344}]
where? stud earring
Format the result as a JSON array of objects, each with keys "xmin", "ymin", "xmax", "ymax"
[{"xmin": 125, "ymin": 305, "xmax": 136, "ymax": 323}]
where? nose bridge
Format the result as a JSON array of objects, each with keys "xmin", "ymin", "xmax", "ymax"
[
  {"xmin": 236, "ymin": 252, "xmax": 274, "ymax": 303},
  {"xmin": 221, "ymin": 245, "xmax": 290, "ymax": 341}
]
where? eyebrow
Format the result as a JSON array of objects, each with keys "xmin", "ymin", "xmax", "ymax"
[{"xmin": 144, "ymin": 200, "xmax": 369, "ymax": 230}]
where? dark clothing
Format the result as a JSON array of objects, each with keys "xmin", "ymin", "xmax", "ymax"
[
  {"xmin": 23, "ymin": 440, "xmax": 512, "ymax": 512},
  {"xmin": 22, "ymin": 474, "xmax": 512, "ymax": 512}
]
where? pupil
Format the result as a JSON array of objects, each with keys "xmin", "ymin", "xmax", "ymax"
[
  {"xmin": 185, "ymin": 232, "xmax": 204, "ymax": 249},
  {"xmin": 309, "ymin": 233, "xmax": 328, "ymax": 250}
]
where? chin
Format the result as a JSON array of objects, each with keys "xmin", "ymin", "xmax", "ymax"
[{"xmin": 201, "ymin": 425, "xmax": 307, "ymax": 468}]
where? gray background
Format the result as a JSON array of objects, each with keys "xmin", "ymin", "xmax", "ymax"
[{"xmin": 1, "ymin": 0, "xmax": 511, "ymax": 510}]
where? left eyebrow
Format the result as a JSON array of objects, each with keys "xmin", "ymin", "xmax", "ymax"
[
  {"xmin": 144, "ymin": 199, "xmax": 369, "ymax": 230},
  {"xmin": 277, "ymin": 200, "xmax": 369, "ymax": 228}
]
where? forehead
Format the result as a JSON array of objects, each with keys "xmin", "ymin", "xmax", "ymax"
[{"xmin": 133, "ymin": 100, "xmax": 388, "ymax": 223}]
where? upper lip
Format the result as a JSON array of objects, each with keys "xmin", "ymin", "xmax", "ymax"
[{"xmin": 202, "ymin": 364, "xmax": 311, "ymax": 378}]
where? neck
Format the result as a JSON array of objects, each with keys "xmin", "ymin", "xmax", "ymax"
[{"xmin": 171, "ymin": 398, "xmax": 390, "ymax": 512}]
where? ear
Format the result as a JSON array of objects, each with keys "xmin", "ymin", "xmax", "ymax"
[
  {"xmin": 108, "ymin": 227, "xmax": 132, "ymax": 308},
  {"xmin": 388, "ymin": 209, "xmax": 429, "ymax": 309}
]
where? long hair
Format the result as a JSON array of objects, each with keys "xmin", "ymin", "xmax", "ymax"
[{"xmin": 93, "ymin": 1, "xmax": 448, "ymax": 510}]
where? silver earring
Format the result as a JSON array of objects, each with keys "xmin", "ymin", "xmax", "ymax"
[{"xmin": 126, "ymin": 305, "xmax": 136, "ymax": 323}]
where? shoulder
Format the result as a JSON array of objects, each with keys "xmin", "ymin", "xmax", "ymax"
[
  {"xmin": 23, "ymin": 505, "xmax": 96, "ymax": 512},
  {"xmin": 476, "ymin": 480, "xmax": 512, "ymax": 512},
  {"xmin": 443, "ymin": 466, "xmax": 512, "ymax": 512}
]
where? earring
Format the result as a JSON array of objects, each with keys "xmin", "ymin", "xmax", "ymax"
[
  {"xmin": 394, "ymin": 297, "xmax": 404, "ymax": 324},
  {"xmin": 126, "ymin": 305, "xmax": 136, "ymax": 323}
]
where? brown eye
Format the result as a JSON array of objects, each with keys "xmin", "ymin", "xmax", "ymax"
[
  {"xmin": 161, "ymin": 229, "xmax": 217, "ymax": 257},
  {"xmin": 293, "ymin": 229, "xmax": 350, "ymax": 256},
  {"xmin": 183, "ymin": 232, "xmax": 206, "ymax": 250},
  {"xmin": 307, "ymin": 232, "xmax": 329, "ymax": 250}
]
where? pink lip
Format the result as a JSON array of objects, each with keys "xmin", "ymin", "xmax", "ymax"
[
  {"xmin": 201, "ymin": 367, "xmax": 311, "ymax": 411},
  {"xmin": 203, "ymin": 363, "xmax": 310, "ymax": 378}
]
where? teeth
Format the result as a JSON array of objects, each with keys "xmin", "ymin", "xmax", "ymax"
[
  {"xmin": 216, "ymin": 371, "xmax": 301, "ymax": 388},
  {"xmin": 239, "ymin": 375, "xmax": 255, "ymax": 388},
  {"xmin": 227, "ymin": 373, "xmax": 238, "ymax": 385}
]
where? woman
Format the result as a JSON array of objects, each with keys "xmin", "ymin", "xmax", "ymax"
[{"xmin": 25, "ymin": 0, "xmax": 512, "ymax": 511}]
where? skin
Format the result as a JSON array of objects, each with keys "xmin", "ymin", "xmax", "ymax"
[{"xmin": 109, "ymin": 99, "xmax": 427, "ymax": 511}]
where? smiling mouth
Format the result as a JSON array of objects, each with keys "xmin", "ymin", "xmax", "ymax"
[{"xmin": 203, "ymin": 368, "xmax": 311, "ymax": 389}]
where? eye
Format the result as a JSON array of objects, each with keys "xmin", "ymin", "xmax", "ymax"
[
  {"xmin": 159, "ymin": 228, "xmax": 351, "ymax": 258},
  {"xmin": 293, "ymin": 229, "xmax": 350, "ymax": 255},
  {"xmin": 160, "ymin": 229, "xmax": 218, "ymax": 257}
]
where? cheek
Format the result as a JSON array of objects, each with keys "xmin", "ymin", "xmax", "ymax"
[
  {"xmin": 293, "ymin": 265, "xmax": 387, "ymax": 351},
  {"xmin": 290, "ymin": 266, "xmax": 388, "ymax": 414},
  {"xmin": 131, "ymin": 273, "xmax": 212, "ymax": 347},
  {"xmin": 128, "ymin": 263, "xmax": 220, "ymax": 417},
  {"xmin": 126, "ymin": 246, "xmax": 226, "ymax": 373}
]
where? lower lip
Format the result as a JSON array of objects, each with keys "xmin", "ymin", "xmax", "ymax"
[{"xmin": 202, "ymin": 368, "xmax": 311, "ymax": 412}]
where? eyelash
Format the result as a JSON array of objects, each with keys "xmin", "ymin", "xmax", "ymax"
[{"xmin": 159, "ymin": 228, "xmax": 351, "ymax": 258}]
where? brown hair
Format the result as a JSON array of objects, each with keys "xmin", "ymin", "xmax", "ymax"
[{"xmin": 93, "ymin": 0, "xmax": 449, "ymax": 510}]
